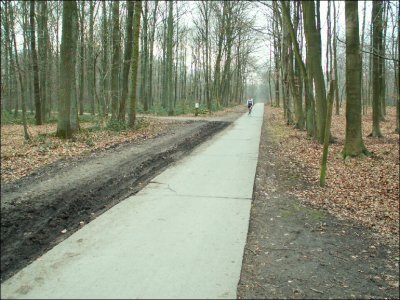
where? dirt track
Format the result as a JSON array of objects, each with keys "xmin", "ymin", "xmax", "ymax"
[{"xmin": 0, "ymin": 119, "xmax": 230, "ymax": 283}]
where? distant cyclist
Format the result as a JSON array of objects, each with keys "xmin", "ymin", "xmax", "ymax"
[{"xmin": 247, "ymin": 98, "xmax": 254, "ymax": 115}]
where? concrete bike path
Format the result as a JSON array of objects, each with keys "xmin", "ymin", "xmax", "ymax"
[{"xmin": 1, "ymin": 103, "xmax": 264, "ymax": 299}]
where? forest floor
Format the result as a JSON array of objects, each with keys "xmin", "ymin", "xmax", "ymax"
[
  {"xmin": 1, "ymin": 104, "xmax": 399, "ymax": 299},
  {"xmin": 237, "ymin": 105, "xmax": 399, "ymax": 299}
]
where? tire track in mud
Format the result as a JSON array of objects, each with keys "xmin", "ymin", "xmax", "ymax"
[{"xmin": 1, "ymin": 120, "xmax": 230, "ymax": 283}]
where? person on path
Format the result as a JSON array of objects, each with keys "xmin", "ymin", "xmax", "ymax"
[{"xmin": 247, "ymin": 98, "xmax": 254, "ymax": 114}]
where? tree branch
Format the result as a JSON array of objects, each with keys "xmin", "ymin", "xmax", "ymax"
[{"xmin": 337, "ymin": 36, "xmax": 400, "ymax": 63}]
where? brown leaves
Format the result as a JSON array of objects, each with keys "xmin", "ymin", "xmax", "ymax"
[
  {"xmin": 265, "ymin": 106, "xmax": 399, "ymax": 243},
  {"xmin": 1, "ymin": 105, "xmax": 244, "ymax": 184},
  {"xmin": 1, "ymin": 118, "xmax": 184, "ymax": 184}
]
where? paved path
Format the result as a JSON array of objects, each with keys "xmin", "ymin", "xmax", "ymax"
[{"xmin": 1, "ymin": 104, "xmax": 264, "ymax": 299}]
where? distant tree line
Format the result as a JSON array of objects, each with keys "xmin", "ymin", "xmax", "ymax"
[
  {"xmin": 1, "ymin": 0, "xmax": 259, "ymax": 139},
  {"xmin": 261, "ymin": 0, "xmax": 399, "ymax": 158}
]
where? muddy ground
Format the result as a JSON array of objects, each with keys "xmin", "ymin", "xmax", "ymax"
[
  {"xmin": 0, "ymin": 119, "xmax": 231, "ymax": 283},
  {"xmin": 237, "ymin": 106, "xmax": 399, "ymax": 299}
]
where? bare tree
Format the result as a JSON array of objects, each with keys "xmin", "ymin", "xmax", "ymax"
[
  {"xmin": 342, "ymin": 1, "xmax": 369, "ymax": 157},
  {"xmin": 128, "ymin": 0, "xmax": 142, "ymax": 127},
  {"xmin": 30, "ymin": 0, "xmax": 42, "ymax": 125},
  {"xmin": 370, "ymin": 0, "xmax": 384, "ymax": 137},
  {"xmin": 56, "ymin": 0, "xmax": 79, "ymax": 138},
  {"xmin": 118, "ymin": 0, "xmax": 134, "ymax": 122}
]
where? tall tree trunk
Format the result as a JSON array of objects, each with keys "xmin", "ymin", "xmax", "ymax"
[
  {"xmin": 173, "ymin": 3, "xmax": 179, "ymax": 109},
  {"xmin": 148, "ymin": 1, "xmax": 159, "ymax": 108},
  {"xmin": 110, "ymin": 0, "xmax": 120, "ymax": 120},
  {"xmin": 166, "ymin": 1, "xmax": 174, "ymax": 115},
  {"xmin": 10, "ymin": 2, "xmax": 30, "ymax": 140},
  {"xmin": 396, "ymin": 3, "xmax": 400, "ymax": 133},
  {"xmin": 88, "ymin": 1, "xmax": 95, "ymax": 115},
  {"xmin": 292, "ymin": 1, "xmax": 304, "ymax": 129},
  {"xmin": 141, "ymin": 0, "xmax": 149, "ymax": 111},
  {"xmin": 281, "ymin": 1, "xmax": 292, "ymax": 124},
  {"xmin": 161, "ymin": 9, "xmax": 168, "ymax": 109},
  {"xmin": 302, "ymin": 0, "xmax": 327, "ymax": 143},
  {"xmin": 30, "ymin": 0, "xmax": 42, "ymax": 125},
  {"xmin": 332, "ymin": 1, "xmax": 340, "ymax": 115},
  {"xmin": 281, "ymin": 1, "xmax": 315, "ymax": 137},
  {"xmin": 118, "ymin": 0, "xmax": 134, "ymax": 122},
  {"xmin": 213, "ymin": 2, "xmax": 226, "ymax": 108},
  {"xmin": 56, "ymin": 0, "xmax": 79, "ymax": 139},
  {"xmin": 78, "ymin": 1, "xmax": 85, "ymax": 116},
  {"xmin": 342, "ymin": 1, "xmax": 369, "ymax": 157},
  {"xmin": 38, "ymin": 0, "xmax": 49, "ymax": 122},
  {"xmin": 273, "ymin": 1, "xmax": 281, "ymax": 107},
  {"xmin": 360, "ymin": 0, "xmax": 367, "ymax": 115},
  {"xmin": 371, "ymin": 1, "xmax": 383, "ymax": 137},
  {"xmin": 100, "ymin": 1, "xmax": 108, "ymax": 119},
  {"xmin": 128, "ymin": 0, "xmax": 142, "ymax": 128},
  {"xmin": 380, "ymin": 2, "xmax": 388, "ymax": 118}
]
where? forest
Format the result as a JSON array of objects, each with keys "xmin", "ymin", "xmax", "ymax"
[
  {"xmin": 1, "ymin": 1, "xmax": 399, "ymax": 298},
  {"xmin": 1, "ymin": 0, "xmax": 399, "ymax": 141}
]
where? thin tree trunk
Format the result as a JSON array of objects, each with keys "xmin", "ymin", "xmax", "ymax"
[
  {"xmin": 141, "ymin": 0, "xmax": 149, "ymax": 111},
  {"xmin": 281, "ymin": 1, "xmax": 315, "ymax": 137},
  {"xmin": 371, "ymin": 1, "xmax": 383, "ymax": 137},
  {"xmin": 380, "ymin": 1, "xmax": 388, "ymax": 118},
  {"xmin": 100, "ymin": 1, "xmax": 108, "ymax": 120},
  {"xmin": 128, "ymin": 0, "xmax": 142, "ymax": 128},
  {"xmin": 79, "ymin": 1, "xmax": 85, "ymax": 116},
  {"xmin": 320, "ymin": 78, "xmax": 335, "ymax": 187},
  {"xmin": 148, "ymin": 1, "xmax": 158, "ymax": 108},
  {"xmin": 110, "ymin": 0, "xmax": 120, "ymax": 120},
  {"xmin": 333, "ymin": 1, "xmax": 340, "ymax": 115},
  {"xmin": 396, "ymin": 3, "xmax": 400, "ymax": 133},
  {"xmin": 30, "ymin": 0, "xmax": 42, "ymax": 125},
  {"xmin": 360, "ymin": 0, "xmax": 367, "ymax": 115},
  {"xmin": 118, "ymin": 0, "xmax": 134, "ymax": 122},
  {"xmin": 88, "ymin": 1, "xmax": 95, "ymax": 115},
  {"xmin": 166, "ymin": 1, "xmax": 174, "ymax": 115},
  {"xmin": 38, "ymin": 0, "xmax": 49, "ymax": 122},
  {"xmin": 302, "ymin": 0, "xmax": 327, "ymax": 143},
  {"xmin": 10, "ymin": 2, "xmax": 30, "ymax": 140}
]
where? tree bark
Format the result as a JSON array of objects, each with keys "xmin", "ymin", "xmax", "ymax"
[
  {"xmin": 342, "ymin": 1, "xmax": 369, "ymax": 157},
  {"xmin": 78, "ymin": 1, "xmax": 85, "ymax": 116},
  {"xmin": 88, "ymin": 1, "xmax": 95, "ymax": 115},
  {"xmin": 38, "ymin": 0, "xmax": 49, "ymax": 122},
  {"xmin": 30, "ymin": 0, "xmax": 42, "ymax": 125},
  {"xmin": 128, "ymin": 0, "xmax": 142, "ymax": 128},
  {"xmin": 302, "ymin": 0, "xmax": 327, "ymax": 143},
  {"xmin": 148, "ymin": 1, "xmax": 158, "ymax": 108},
  {"xmin": 56, "ymin": 0, "xmax": 79, "ymax": 139},
  {"xmin": 281, "ymin": 1, "xmax": 315, "ymax": 136},
  {"xmin": 332, "ymin": 1, "xmax": 340, "ymax": 115},
  {"xmin": 371, "ymin": 1, "xmax": 383, "ymax": 137},
  {"xmin": 110, "ymin": 0, "xmax": 120, "ymax": 120},
  {"xmin": 10, "ymin": 2, "xmax": 30, "ymax": 140},
  {"xmin": 396, "ymin": 3, "xmax": 400, "ymax": 133},
  {"xmin": 166, "ymin": 1, "xmax": 174, "ymax": 115},
  {"xmin": 320, "ymin": 78, "xmax": 335, "ymax": 187},
  {"xmin": 118, "ymin": 0, "xmax": 134, "ymax": 122}
]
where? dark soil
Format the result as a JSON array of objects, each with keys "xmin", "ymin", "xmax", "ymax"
[
  {"xmin": 237, "ymin": 106, "xmax": 399, "ymax": 299},
  {"xmin": 1, "ymin": 119, "xmax": 230, "ymax": 283}
]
